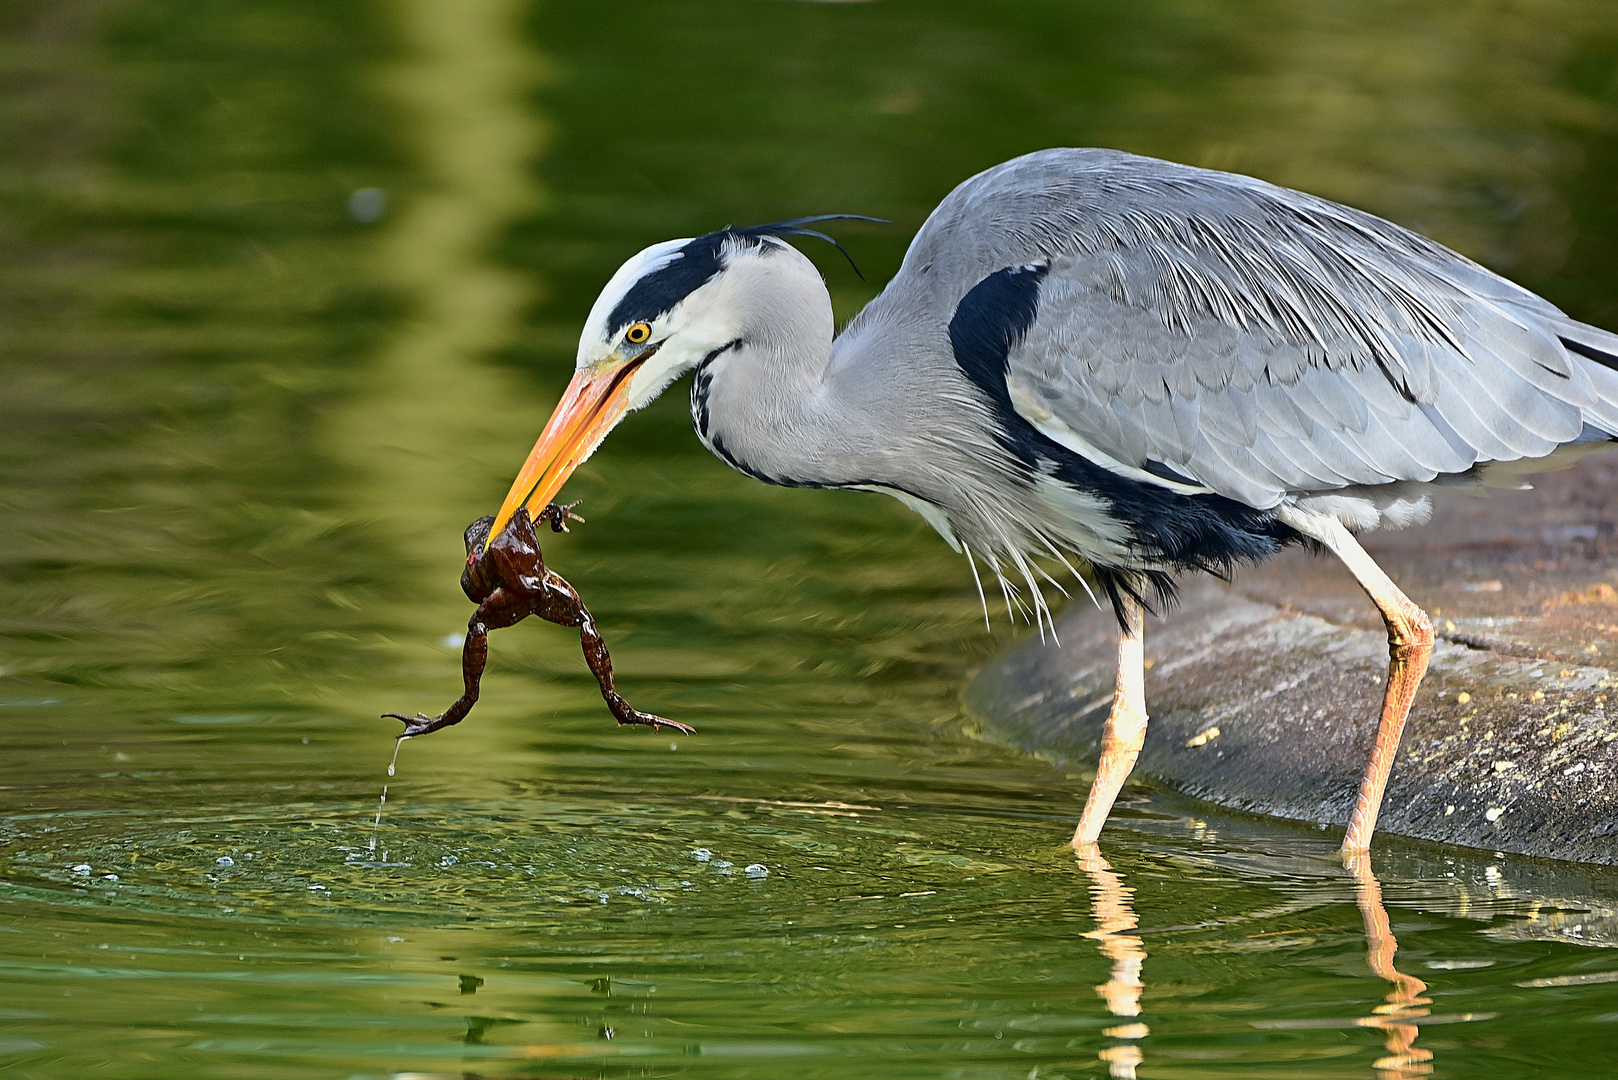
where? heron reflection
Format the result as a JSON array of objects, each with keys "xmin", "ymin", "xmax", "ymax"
[
  {"xmin": 1077, "ymin": 844, "xmax": 1432, "ymax": 1078},
  {"xmin": 1076, "ymin": 842, "xmax": 1148, "ymax": 1079},
  {"xmin": 1349, "ymin": 853, "xmax": 1433, "ymax": 1077}
]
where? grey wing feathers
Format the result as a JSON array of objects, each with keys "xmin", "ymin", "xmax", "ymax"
[{"xmin": 906, "ymin": 148, "xmax": 1618, "ymax": 509}]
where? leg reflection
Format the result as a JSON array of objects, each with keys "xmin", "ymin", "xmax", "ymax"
[
  {"xmin": 1348, "ymin": 852, "xmax": 1433, "ymax": 1078},
  {"xmin": 1077, "ymin": 842, "xmax": 1148, "ymax": 1079}
]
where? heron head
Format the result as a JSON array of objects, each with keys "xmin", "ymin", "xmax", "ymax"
[{"xmin": 487, "ymin": 217, "xmax": 878, "ymax": 540}]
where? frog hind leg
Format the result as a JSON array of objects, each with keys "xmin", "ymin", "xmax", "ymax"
[
  {"xmin": 538, "ymin": 569, "xmax": 694, "ymax": 735},
  {"xmin": 384, "ymin": 589, "xmax": 529, "ymax": 738}
]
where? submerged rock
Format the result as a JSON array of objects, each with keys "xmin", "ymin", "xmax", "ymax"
[
  {"xmin": 966, "ymin": 454, "xmax": 1618, "ymax": 865},
  {"xmin": 1122, "ymin": 791, "xmax": 1618, "ymax": 948}
]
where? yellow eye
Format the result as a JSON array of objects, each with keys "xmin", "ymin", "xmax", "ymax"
[{"xmin": 625, "ymin": 322, "xmax": 651, "ymax": 345}]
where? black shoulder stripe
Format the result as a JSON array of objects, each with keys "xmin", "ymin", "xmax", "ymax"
[
  {"xmin": 948, "ymin": 260, "xmax": 1297, "ymax": 615},
  {"xmin": 949, "ymin": 263, "xmax": 1049, "ymax": 466}
]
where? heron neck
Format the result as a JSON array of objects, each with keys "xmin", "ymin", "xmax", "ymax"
[
  {"xmin": 696, "ymin": 310, "xmax": 951, "ymax": 502},
  {"xmin": 692, "ymin": 278, "xmax": 880, "ymax": 486}
]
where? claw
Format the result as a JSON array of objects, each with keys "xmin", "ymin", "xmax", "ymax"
[
  {"xmin": 383, "ymin": 711, "xmax": 451, "ymax": 739},
  {"xmin": 621, "ymin": 711, "xmax": 696, "ymax": 736}
]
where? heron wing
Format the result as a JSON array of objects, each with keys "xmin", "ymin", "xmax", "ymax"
[{"xmin": 900, "ymin": 149, "xmax": 1618, "ymax": 508}]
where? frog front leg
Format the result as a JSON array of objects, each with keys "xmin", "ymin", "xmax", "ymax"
[
  {"xmin": 383, "ymin": 588, "xmax": 530, "ymax": 738},
  {"xmin": 535, "ymin": 569, "xmax": 695, "ymax": 736},
  {"xmin": 534, "ymin": 501, "xmax": 586, "ymax": 534}
]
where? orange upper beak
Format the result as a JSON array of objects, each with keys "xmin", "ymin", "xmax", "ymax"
[{"xmin": 487, "ymin": 356, "xmax": 646, "ymax": 544}]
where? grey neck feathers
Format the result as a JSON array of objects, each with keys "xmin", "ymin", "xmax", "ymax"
[
  {"xmin": 692, "ymin": 249, "xmax": 983, "ymax": 498},
  {"xmin": 691, "ymin": 245, "xmax": 845, "ymax": 486},
  {"xmin": 694, "ymin": 252, "xmax": 961, "ymax": 494}
]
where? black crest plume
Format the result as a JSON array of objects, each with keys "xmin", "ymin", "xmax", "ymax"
[{"xmin": 732, "ymin": 214, "xmax": 888, "ymax": 280}]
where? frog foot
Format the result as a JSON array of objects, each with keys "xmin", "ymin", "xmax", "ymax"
[
  {"xmin": 537, "ymin": 501, "xmax": 586, "ymax": 533},
  {"xmin": 382, "ymin": 711, "xmax": 458, "ymax": 739},
  {"xmin": 617, "ymin": 708, "xmax": 696, "ymax": 736}
]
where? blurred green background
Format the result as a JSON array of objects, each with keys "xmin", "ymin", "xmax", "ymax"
[{"xmin": 2, "ymin": 1, "xmax": 1618, "ymax": 1077}]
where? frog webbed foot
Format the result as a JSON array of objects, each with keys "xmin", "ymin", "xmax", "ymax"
[
  {"xmin": 382, "ymin": 710, "xmax": 464, "ymax": 739},
  {"xmin": 607, "ymin": 698, "xmax": 696, "ymax": 736}
]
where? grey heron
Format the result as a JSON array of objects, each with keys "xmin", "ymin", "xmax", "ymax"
[{"xmin": 486, "ymin": 148, "xmax": 1618, "ymax": 854}]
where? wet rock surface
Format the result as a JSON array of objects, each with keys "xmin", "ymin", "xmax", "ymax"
[{"xmin": 967, "ymin": 454, "xmax": 1618, "ymax": 865}]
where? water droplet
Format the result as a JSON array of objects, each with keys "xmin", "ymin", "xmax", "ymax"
[
  {"xmin": 373, "ymin": 740, "xmax": 402, "ymax": 831},
  {"xmin": 744, "ymin": 864, "xmax": 768, "ymax": 878},
  {"xmin": 216, "ymin": 856, "xmax": 234, "ymax": 867},
  {"xmin": 692, "ymin": 848, "xmax": 711, "ymax": 862},
  {"xmin": 347, "ymin": 187, "xmax": 387, "ymax": 223},
  {"xmin": 71, "ymin": 864, "xmax": 91, "ymax": 875}
]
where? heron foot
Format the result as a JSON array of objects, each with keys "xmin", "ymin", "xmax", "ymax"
[{"xmin": 536, "ymin": 501, "xmax": 585, "ymax": 533}]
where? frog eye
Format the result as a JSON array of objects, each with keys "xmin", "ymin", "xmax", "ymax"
[{"xmin": 625, "ymin": 322, "xmax": 652, "ymax": 345}]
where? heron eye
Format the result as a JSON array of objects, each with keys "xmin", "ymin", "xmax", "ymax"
[{"xmin": 625, "ymin": 322, "xmax": 651, "ymax": 345}]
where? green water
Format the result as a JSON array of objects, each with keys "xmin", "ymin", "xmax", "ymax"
[{"xmin": 4, "ymin": 0, "xmax": 1618, "ymax": 1076}]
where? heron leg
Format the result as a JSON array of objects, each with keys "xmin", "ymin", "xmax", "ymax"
[
  {"xmin": 1072, "ymin": 593, "xmax": 1147, "ymax": 847},
  {"xmin": 1278, "ymin": 509, "xmax": 1433, "ymax": 854}
]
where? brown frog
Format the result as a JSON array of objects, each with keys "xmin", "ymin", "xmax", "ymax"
[{"xmin": 383, "ymin": 503, "xmax": 693, "ymax": 739}]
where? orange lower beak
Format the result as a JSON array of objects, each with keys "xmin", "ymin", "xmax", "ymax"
[{"xmin": 487, "ymin": 360, "xmax": 639, "ymax": 543}]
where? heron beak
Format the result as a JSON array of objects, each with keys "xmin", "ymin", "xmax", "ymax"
[{"xmin": 487, "ymin": 355, "xmax": 646, "ymax": 544}]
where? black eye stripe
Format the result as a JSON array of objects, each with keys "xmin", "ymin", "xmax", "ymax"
[
  {"xmin": 605, "ymin": 240, "xmax": 724, "ymax": 336},
  {"xmin": 605, "ymin": 217, "xmax": 878, "ymax": 337}
]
